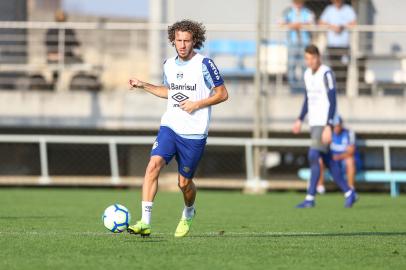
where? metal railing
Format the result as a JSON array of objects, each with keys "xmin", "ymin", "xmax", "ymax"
[
  {"xmin": 0, "ymin": 134, "xmax": 404, "ymax": 189},
  {"xmin": 1, "ymin": 21, "xmax": 406, "ymax": 95}
]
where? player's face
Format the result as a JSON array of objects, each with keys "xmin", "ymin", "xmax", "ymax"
[
  {"xmin": 304, "ymin": 53, "xmax": 321, "ymax": 72},
  {"xmin": 293, "ymin": 0, "xmax": 304, "ymax": 8},
  {"xmin": 174, "ymin": 31, "xmax": 195, "ymax": 61},
  {"xmin": 331, "ymin": 0, "xmax": 343, "ymax": 7},
  {"xmin": 334, "ymin": 124, "xmax": 343, "ymax": 134}
]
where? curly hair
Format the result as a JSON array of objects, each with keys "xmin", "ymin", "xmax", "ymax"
[{"xmin": 168, "ymin": 20, "xmax": 206, "ymax": 49}]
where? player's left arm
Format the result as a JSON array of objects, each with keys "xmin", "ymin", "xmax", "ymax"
[
  {"xmin": 180, "ymin": 84, "xmax": 228, "ymax": 114},
  {"xmin": 180, "ymin": 58, "xmax": 228, "ymax": 114},
  {"xmin": 334, "ymin": 144, "xmax": 355, "ymax": 161},
  {"xmin": 321, "ymin": 70, "xmax": 337, "ymax": 144},
  {"xmin": 325, "ymin": 71, "xmax": 337, "ymax": 127}
]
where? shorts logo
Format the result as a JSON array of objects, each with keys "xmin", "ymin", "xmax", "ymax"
[
  {"xmin": 176, "ymin": 71, "xmax": 183, "ymax": 80},
  {"xmin": 172, "ymin": 92, "xmax": 189, "ymax": 103},
  {"xmin": 183, "ymin": 166, "xmax": 191, "ymax": 173},
  {"xmin": 152, "ymin": 141, "xmax": 158, "ymax": 150}
]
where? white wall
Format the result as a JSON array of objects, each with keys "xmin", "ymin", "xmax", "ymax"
[
  {"xmin": 0, "ymin": 91, "xmax": 404, "ymax": 133},
  {"xmin": 371, "ymin": 0, "xmax": 406, "ymax": 54}
]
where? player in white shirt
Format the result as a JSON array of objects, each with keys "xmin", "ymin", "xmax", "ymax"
[
  {"xmin": 292, "ymin": 45, "xmax": 357, "ymax": 208},
  {"xmin": 127, "ymin": 20, "xmax": 228, "ymax": 237}
]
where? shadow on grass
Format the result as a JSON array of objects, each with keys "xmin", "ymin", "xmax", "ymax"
[
  {"xmin": 0, "ymin": 216, "xmax": 64, "ymax": 220},
  {"xmin": 189, "ymin": 231, "xmax": 406, "ymax": 238},
  {"xmin": 124, "ymin": 236, "xmax": 167, "ymax": 243}
]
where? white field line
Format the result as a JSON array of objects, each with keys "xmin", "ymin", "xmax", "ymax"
[{"xmin": 0, "ymin": 231, "xmax": 385, "ymax": 237}]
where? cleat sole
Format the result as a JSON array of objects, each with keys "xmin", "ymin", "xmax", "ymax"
[
  {"xmin": 127, "ymin": 228, "xmax": 140, "ymax": 235},
  {"xmin": 127, "ymin": 228, "xmax": 150, "ymax": 237}
]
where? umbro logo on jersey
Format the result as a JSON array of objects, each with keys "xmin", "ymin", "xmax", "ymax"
[
  {"xmin": 177, "ymin": 71, "xmax": 183, "ymax": 80},
  {"xmin": 172, "ymin": 92, "xmax": 189, "ymax": 103}
]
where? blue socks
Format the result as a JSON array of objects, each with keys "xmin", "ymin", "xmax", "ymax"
[{"xmin": 308, "ymin": 149, "xmax": 321, "ymax": 197}]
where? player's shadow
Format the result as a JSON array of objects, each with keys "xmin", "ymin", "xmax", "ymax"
[
  {"xmin": 0, "ymin": 215, "xmax": 64, "ymax": 220},
  {"xmin": 190, "ymin": 231, "xmax": 406, "ymax": 238},
  {"xmin": 124, "ymin": 236, "xmax": 167, "ymax": 243}
]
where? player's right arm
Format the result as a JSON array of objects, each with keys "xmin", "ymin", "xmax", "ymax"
[
  {"xmin": 129, "ymin": 78, "xmax": 168, "ymax": 99},
  {"xmin": 293, "ymin": 93, "xmax": 308, "ymax": 134}
]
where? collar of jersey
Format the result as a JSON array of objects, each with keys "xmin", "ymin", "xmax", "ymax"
[
  {"xmin": 175, "ymin": 53, "xmax": 199, "ymax": 66},
  {"xmin": 175, "ymin": 56, "xmax": 189, "ymax": 66}
]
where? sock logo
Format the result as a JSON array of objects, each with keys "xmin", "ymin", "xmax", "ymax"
[{"xmin": 145, "ymin": 206, "xmax": 152, "ymax": 212}]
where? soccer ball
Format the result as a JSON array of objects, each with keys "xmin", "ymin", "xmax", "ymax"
[{"xmin": 102, "ymin": 204, "xmax": 131, "ymax": 233}]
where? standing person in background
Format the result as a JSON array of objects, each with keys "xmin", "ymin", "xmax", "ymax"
[
  {"xmin": 292, "ymin": 44, "xmax": 357, "ymax": 208},
  {"xmin": 319, "ymin": 0, "xmax": 356, "ymax": 94},
  {"xmin": 317, "ymin": 115, "xmax": 362, "ymax": 193},
  {"xmin": 45, "ymin": 10, "xmax": 82, "ymax": 86},
  {"xmin": 127, "ymin": 20, "xmax": 228, "ymax": 237},
  {"xmin": 45, "ymin": 10, "xmax": 81, "ymax": 64},
  {"xmin": 281, "ymin": 0, "xmax": 315, "ymax": 93}
]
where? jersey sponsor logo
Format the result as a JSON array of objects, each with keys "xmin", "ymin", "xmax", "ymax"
[
  {"xmin": 176, "ymin": 71, "xmax": 183, "ymax": 80},
  {"xmin": 170, "ymin": 83, "xmax": 197, "ymax": 91},
  {"xmin": 207, "ymin": 59, "xmax": 221, "ymax": 81},
  {"xmin": 172, "ymin": 92, "xmax": 189, "ymax": 103}
]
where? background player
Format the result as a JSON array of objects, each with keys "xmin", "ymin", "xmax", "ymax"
[
  {"xmin": 292, "ymin": 44, "xmax": 357, "ymax": 208},
  {"xmin": 317, "ymin": 115, "xmax": 362, "ymax": 193},
  {"xmin": 127, "ymin": 20, "xmax": 228, "ymax": 237}
]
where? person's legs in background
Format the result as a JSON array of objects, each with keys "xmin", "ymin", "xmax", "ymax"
[
  {"xmin": 288, "ymin": 43, "xmax": 306, "ymax": 94},
  {"xmin": 296, "ymin": 148, "xmax": 321, "ymax": 208},
  {"xmin": 322, "ymin": 152, "xmax": 358, "ymax": 208},
  {"xmin": 344, "ymin": 157, "xmax": 356, "ymax": 190}
]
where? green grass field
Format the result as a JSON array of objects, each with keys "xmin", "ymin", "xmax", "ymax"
[{"xmin": 0, "ymin": 188, "xmax": 405, "ymax": 270}]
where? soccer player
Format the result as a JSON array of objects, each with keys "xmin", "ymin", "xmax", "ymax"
[
  {"xmin": 127, "ymin": 20, "xmax": 228, "ymax": 237},
  {"xmin": 292, "ymin": 44, "xmax": 357, "ymax": 208},
  {"xmin": 317, "ymin": 115, "xmax": 362, "ymax": 192}
]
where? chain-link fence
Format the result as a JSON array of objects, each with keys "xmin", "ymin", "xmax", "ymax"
[{"xmin": 0, "ymin": 135, "xmax": 405, "ymax": 195}]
